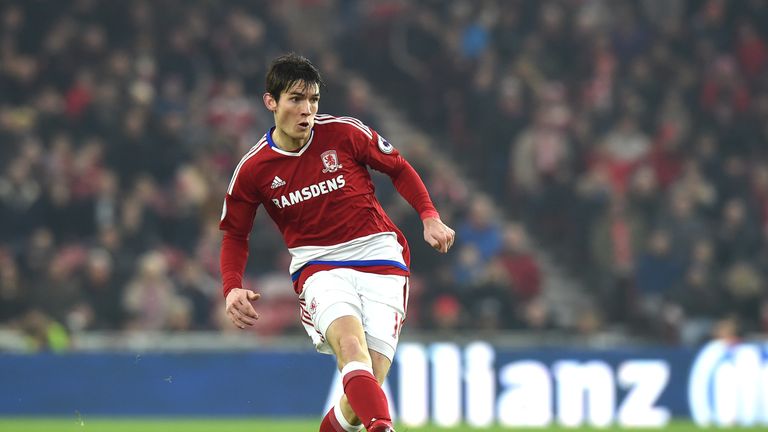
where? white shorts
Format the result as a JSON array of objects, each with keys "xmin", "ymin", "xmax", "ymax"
[{"xmin": 298, "ymin": 268, "xmax": 408, "ymax": 361}]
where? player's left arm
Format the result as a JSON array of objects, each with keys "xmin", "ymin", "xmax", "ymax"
[
  {"xmin": 422, "ymin": 215, "xmax": 455, "ymax": 253},
  {"xmin": 359, "ymin": 130, "xmax": 455, "ymax": 253}
]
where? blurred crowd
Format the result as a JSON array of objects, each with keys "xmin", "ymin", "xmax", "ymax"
[
  {"xmin": 0, "ymin": 0, "xmax": 543, "ymax": 351},
  {"xmin": 340, "ymin": 0, "xmax": 768, "ymax": 344},
  {"xmin": 1, "ymin": 0, "xmax": 766, "ymax": 350}
]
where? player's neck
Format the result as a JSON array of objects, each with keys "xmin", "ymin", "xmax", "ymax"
[{"xmin": 271, "ymin": 128, "xmax": 307, "ymax": 152}]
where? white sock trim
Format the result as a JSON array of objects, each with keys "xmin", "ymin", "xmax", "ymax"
[
  {"xmin": 340, "ymin": 361, "xmax": 373, "ymax": 377},
  {"xmin": 334, "ymin": 404, "xmax": 363, "ymax": 432}
]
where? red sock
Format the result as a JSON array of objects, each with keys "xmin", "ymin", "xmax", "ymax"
[
  {"xmin": 341, "ymin": 362, "xmax": 390, "ymax": 429},
  {"xmin": 319, "ymin": 405, "xmax": 362, "ymax": 432},
  {"xmin": 319, "ymin": 406, "xmax": 343, "ymax": 432}
]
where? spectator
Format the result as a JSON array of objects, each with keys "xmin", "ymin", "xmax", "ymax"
[
  {"xmin": 456, "ymin": 195, "xmax": 502, "ymax": 261},
  {"xmin": 598, "ymin": 115, "xmax": 651, "ymax": 193},
  {"xmin": 122, "ymin": 251, "xmax": 178, "ymax": 331},
  {"xmin": 80, "ymin": 248, "xmax": 125, "ymax": 330},
  {"xmin": 715, "ymin": 198, "xmax": 761, "ymax": 267},
  {"xmin": 666, "ymin": 237, "xmax": 726, "ymax": 344},
  {"xmin": 429, "ymin": 294, "xmax": 463, "ymax": 333},
  {"xmin": 723, "ymin": 262, "xmax": 764, "ymax": 331},
  {"xmin": 498, "ymin": 223, "xmax": 541, "ymax": 302},
  {"xmin": 635, "ymin": 229, "xmax": 684, "ymax": 317},
  {"xmin": 19, "ymin": 309, "xmax": 70, "ymax": 353},
  {"xmin": 590, "ymin": 196, "xmax": 646, "ymax": 322},
  {"xmin": 0, "ymin": 252, "xmax": 27, "ymax": 324},
  {"xmin": 657, "ymin": 190, "xmax": 708, "ymax": 262}
]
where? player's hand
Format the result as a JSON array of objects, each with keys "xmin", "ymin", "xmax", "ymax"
[
  {"xmin": 423, "ymin": 217, "xmax": 455, "ymax": 253},
  {"xmin": 225, "ymin": 288, "xmax": 261, "ymax": 329}
]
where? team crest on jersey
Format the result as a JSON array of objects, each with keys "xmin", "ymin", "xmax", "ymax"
[
  {"xmin": 309, "ymin": 298, "xmax": 318, "ymax": 315},
  {"xmin": 321, "ymin": 150, "xmax": 342, "ymax": 173}
]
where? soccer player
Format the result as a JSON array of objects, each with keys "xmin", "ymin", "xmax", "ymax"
[{"xmin": 219, "ymin": 53, "xmax": 455, "ymax": 432}]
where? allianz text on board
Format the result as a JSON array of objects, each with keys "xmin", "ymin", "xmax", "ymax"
[{"xmin": 325, "ymin": 341, "xmax": 768, "ymax": 428}]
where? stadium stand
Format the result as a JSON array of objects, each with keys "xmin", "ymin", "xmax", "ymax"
[{"xmin": 1, "ymin": 0, "xmax": 767, "ymax": 351}]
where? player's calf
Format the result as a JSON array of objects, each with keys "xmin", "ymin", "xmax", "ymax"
[
  {"xmin": 319, "ymin": 404, "xmax": 362, "ymax": 432},
  {"xmin": 341, "ymin": 361, "xmax": 391, "ymax": 431}
]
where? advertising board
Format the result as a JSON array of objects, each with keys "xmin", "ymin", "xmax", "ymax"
[{"xmin": 1, "ymin": 340, "xmax": 766, "ymax": 428}]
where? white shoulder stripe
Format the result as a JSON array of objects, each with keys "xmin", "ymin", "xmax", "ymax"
[
  {"xmin": 336, "ymin": 115, "xmax": 368, "ymax": 130},
  {"xmin": 316, "ymin": 114, "xmax": 370, "ymax": 134},
  {"xmin": 337, "ymin": 116, "xmax": 372, "ymax": 136},
  {"xmin": 227, "ymin": 138, "xmax": 268, "ymax": 195},
  {"xmin": 314, "ymin": 117, "xmax": 373, "ymax": 140}
]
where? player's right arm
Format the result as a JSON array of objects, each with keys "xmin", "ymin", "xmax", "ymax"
[
  {"xmin": 221, "ymin": 225, "xmax": 260, "ymax": 328},
  {"xmin": 225, "ymin": 287, "xmax": 260, "ymax": 329},
  {"xmin": 220, "ymin": 156, "xmax": 263, "ymax": 329}
]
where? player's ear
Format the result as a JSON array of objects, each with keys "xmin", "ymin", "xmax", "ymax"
[{"xmin": 263, "ymin": 93, "xmax": 278, "ymax": 112}]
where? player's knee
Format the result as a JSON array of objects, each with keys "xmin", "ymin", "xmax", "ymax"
[{"xmin": 336, "ymin": 333, "xmax": 370, "ymax": 364}]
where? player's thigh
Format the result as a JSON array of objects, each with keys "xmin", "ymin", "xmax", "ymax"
[
  {"xmin": 357, "ymin": 273, "xmax": 408, "ymax": 362},
  {"xmin": 299, "ymin": 269, "xmax": 364, "ymax": 355}
]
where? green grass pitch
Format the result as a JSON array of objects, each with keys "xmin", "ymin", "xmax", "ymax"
[{"xmin": 0, "ymin": 418, "xmax": 764, "ymax": 432}]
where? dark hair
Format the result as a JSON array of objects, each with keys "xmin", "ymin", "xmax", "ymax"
[{"xmin": 265, "ymin": 53, "xmax": 325, "ymax": 101}]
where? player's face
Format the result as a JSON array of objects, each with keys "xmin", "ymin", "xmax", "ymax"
[{"xmin": 272, "ymin": 81, "xmax": 320, "ymax": 144}]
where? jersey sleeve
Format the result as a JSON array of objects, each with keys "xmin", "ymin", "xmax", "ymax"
[
  {"xmin": 351, "ymin": 123, "xmax": 440, "ymax": 221},
  {"xmin": 219, "ymin": 159, "xmax": 262, "ymax": 297},
  {"xmin": 219, "ymin": 159, "xmax": 262, "ymax": 236}
]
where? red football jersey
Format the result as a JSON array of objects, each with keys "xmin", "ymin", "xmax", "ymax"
[{"xmin": 220, "ymin": 114, "xmax": 438, "ymax": 294}]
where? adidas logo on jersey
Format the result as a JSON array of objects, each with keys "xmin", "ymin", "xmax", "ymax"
[{"xmin": 270, "ymin": 176, "xmax": 286, "ymax": 189}]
